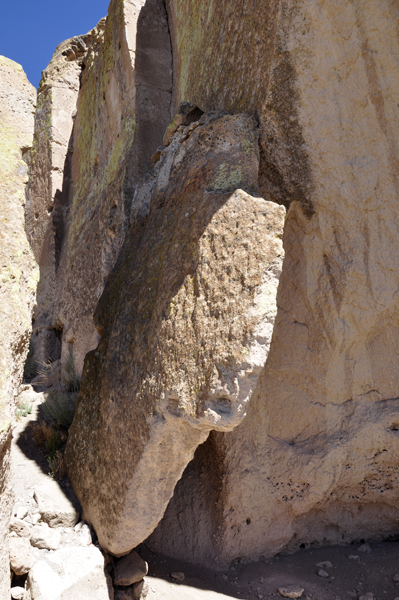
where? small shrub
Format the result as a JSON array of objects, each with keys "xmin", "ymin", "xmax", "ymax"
[
  {"xmin": 15, "ymin": 402, "xmax": 32, "ymax": 420},
  {"xmin": 41, "ymin": 390, "xmax": 77, "ymax": 429},
  {"xmin": 48, "ymin": 451, "xmax": 64, "ymax": 479},
  {"xmin": 45, "ymin": 428, "xmax": 60, "ymax": 458},
  {"xmin": 62, "ymin": 352, "xmax": 80, "ymax": 393},
  {"xmin": 31, "ymin": 421, "xmax": 54, "ymax": 448}
]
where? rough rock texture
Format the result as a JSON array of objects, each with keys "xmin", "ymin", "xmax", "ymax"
[
  {"xmin": 27, "ymin": 0, "xmax": 172, "ymax": 377},
  {"xmin": 33, "ymin": 482, "xmax": 80, "ymax": 528},
  {"xmin": 65, "ymin": 112, "xmax": 285, "ymax": 555},
  {"xmin": 0, "ymin": 56, "xmax": 37, "ymax": 599},
  {"xmin": 27, "ymin": 545, "xmax": 113, "ymax": 600},
  {"xmin": 148, "ymin": 0, "xmax": 399, "ymax": 568},
  {"xmin": 9, "ymin": 537, "xmax": 33, "ymax": 576},
  {"xmin": 25, "ymin": 22, "xmax": 106, "ymax": 373},
  {"xmin": 114, "ymin": 550, "xmax": 148, "ymax": 586}
]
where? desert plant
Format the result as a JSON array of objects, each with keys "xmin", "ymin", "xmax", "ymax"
[
  {"xmin": 45, "ymin": 428, "xmax": 60, "ymax": 458},
  {"xmin": 48, "ymin": 451, "xmax": 64, "ymax": 479},
  {"xmin": 15, "ymin": 402, "xmax": 32, "ymax": 420},
  {"xmin": 41, "ymin": 390, "xmax": 77, "ymax": 429},
  {"xmin": 62, "ymin": 351, "xmax": 80, "ymax": 393},
  {"xmin": 31, "ymin": 421, "xmax": 54, "ymax": 448}
]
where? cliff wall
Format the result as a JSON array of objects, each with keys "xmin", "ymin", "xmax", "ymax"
[
  {"xmin": 149, "ymin": 0, "xmax": 399, "ymax": 566},
  {"xmin": 0, "ymin": 56, "xmax": 37, "ymax": 598}
]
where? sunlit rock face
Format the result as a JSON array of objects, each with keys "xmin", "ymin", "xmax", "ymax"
[
  {"xmin": 0, "ymin": 55, "xmax": 38, "ymax": 598},
  {"xmin": 148, "ymin": 0, "xmax": 399, "ymax": 567}
]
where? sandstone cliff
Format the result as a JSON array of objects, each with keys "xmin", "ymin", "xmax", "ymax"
[
  {"xmin": 0, "ymin": 56, "xmax": 37, "ymax": 599},
  {"xmin": 22, "ymin": 0, "xmax": 399, "ymax": 572}
]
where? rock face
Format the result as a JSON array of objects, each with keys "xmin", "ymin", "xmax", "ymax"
[
  {"xmin": 148, "ymin": 0, "xmax": 399, "ymax": 567},
  {"xmin": 26, "ymin": 0, "xmax": 172, "ymax": 377},
  {"xmin": 0, "ymin": 56, "xmax": 37, "ymax": 598},
  {"xmin": 18, "ymin": 0, "xmax": 399, "ymax": 573},
  {"xmin": 65, "ymin": 112, "xmax": 285, "ymax": 555}
]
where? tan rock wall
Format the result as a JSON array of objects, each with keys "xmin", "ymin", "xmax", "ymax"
[
  {"xmin": 0, "ymin": 56, "xmax": 37, "ymax": 598},
  {"xmin": 27, "ymin": 0, "xmax": 173, "ymax": 377},
  {"xmin": 148, "ymin": 0, "xmax": 399, "ymax": 566}
]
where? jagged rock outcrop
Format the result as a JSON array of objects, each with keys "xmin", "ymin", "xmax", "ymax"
[
  {"xmin": 0, "ymin": 56, "xmax": 37, "ymax": 599},
  {"xmin": 148, "ymin": 0, "xmax": 399, "ymax": 567},
  {"xmin": 65, "ymin": 111, "xmax": 285, "ymax": 555}
]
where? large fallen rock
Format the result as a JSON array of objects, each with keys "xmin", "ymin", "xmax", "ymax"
[
  {"xmin": 148, "ymin": 0, "xmax": 399, "ymax": 567},
  {"xmin": 65, "ymin": 112, "xmax": 285, "ymax": 555},
  {"xmin": 27, "ymin": 545, "xmax": 113, "ymax": 600},
  {"xmin": 0, "ymin": 55, "xmax": 37, "ymax": 599}
]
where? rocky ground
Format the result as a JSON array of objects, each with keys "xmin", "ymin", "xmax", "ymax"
[{"xmin": 9, "ymin": 387, "xmax": 399, "ymax": 600}]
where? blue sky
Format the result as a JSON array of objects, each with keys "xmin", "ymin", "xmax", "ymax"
[{"xmin": 0, "ymin": 0, "xmax": 110, "ymax": 88}]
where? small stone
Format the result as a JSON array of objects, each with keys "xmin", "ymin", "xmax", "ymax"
[
  {"xmin": 33, "ymin": 482, "xmax": 80, "ymax": 528},
  {"xmin": 171, "ymin": 572, "xmax": 185, "ymax": 582},
  {"xmin": 30, "ymin": 523, "xmax": 61, "ymax": 550},
  {"xmin": 114, "ymin": 550, "xmax": 148, "ymax": 586},
  {"xmin": 222, "ymin": 574, "xmax": 228, "ymax": 581},
  {"xmin": 393, "ymin": 574, "xmax": 399, "ymax": 582},
  {"xmin": 348, "ymin": 555, "xmax": 360, "ymax": 560},
  {"xmin": 359, "ymin": 594, "xmax": 374, "ymax": 600},
  {"xmin": 317, "ymin": 569, "xmax": 329, "ymax": 578},
  {"xmin": 115, "ymin": 580, "xmax": 149, "ymax": 600},
  {"xmin": 10, "ymin": 518, "xmax": 32, "ymax": 539},
  {"xmin": 11, "ymin": 587, "xmax": 26, "ymax": 600},
  {"xmin": 278, "ymin": 585, "xmax": 305, "ymax": 599},
  {"xmin": 9, "ymin": 537, "xmax": 33, "ymax": 576},
  {"xmin": 357, "ymin": 543, "xmax": 372, "ymax": 553},
  {"xmin": 14, "ymin": 505, "xmax": 29, "ymax": 520},
  {"xmin": 316, "ymin": 561, "xmax": 333, "ymax": 569}
]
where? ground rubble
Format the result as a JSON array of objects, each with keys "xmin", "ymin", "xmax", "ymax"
[
  {"xmin": 8, "ymin": 387, "xmax": 399, "ymax": 600},
  {"xmin": 8, "ymin": 387, "xmax": 149, "ymax": 600}
]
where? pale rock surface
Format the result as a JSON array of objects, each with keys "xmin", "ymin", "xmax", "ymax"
[
  {"xmin": 9, "ymin": 518, "xmax": 32, "ymax": 539},
  {"xmin": 9, "ymin": 537, "xmax": 33, "ymax": 576},
  {"xmin": 114, "ymin": 550, "xmax": 148, "ymax": 586},
  {"xmin": 149, "ymin": 0, "xmax": 399, "ymax": 567},
  {"xmin": 277, "ymin": 586, "xmax": 304, "ymax": 599},
  {"xmin": 33, "ymin": 482, "xmax": 79, "ymax": 528},
  {"xmin": 0, "ymin": 55, "xmax": 37, "ymax": 600},
  {"xmin": 65, "ymin": 112, "xmax": 285, "ymax": 555},
  {"xmin": 10, "ymin": 587, "xmax": 27, "ymax": 600},
  {"xmin": 30, "ymin": 523, "xmax": 61, "ymax": 551},
  {"xmin": 28, "ymin": 545, "xmax": 113, "ymax": 600}
]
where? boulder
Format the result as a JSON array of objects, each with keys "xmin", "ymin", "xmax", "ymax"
[
  {"xmin": 9, "ymin": 518, "xmax": 32, "ymax": 539},
  {"xmin": 114, "ymin": 551, "xmax": 148, "ymax": 586},
  {"xmin": 33, "ymin": 482, "xmax": 80, "ymax": 528},
  {"xmin": 9, "ymin": 537, "xmax": 33, "ymax": 576},
  {"xmin": 65, "ymin": 111, "xmax": 285, "ymax": 555},
  {"xmin": 28, "ymin": 545, "xmax": 113, "ymax": 600},
  {"xmin": 11, "ymin": 587, "xmax": 27, "ymax": 600},
  {"xmin": 30, "ymin": 524, "xmax": 61, "ymax": 551}
]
